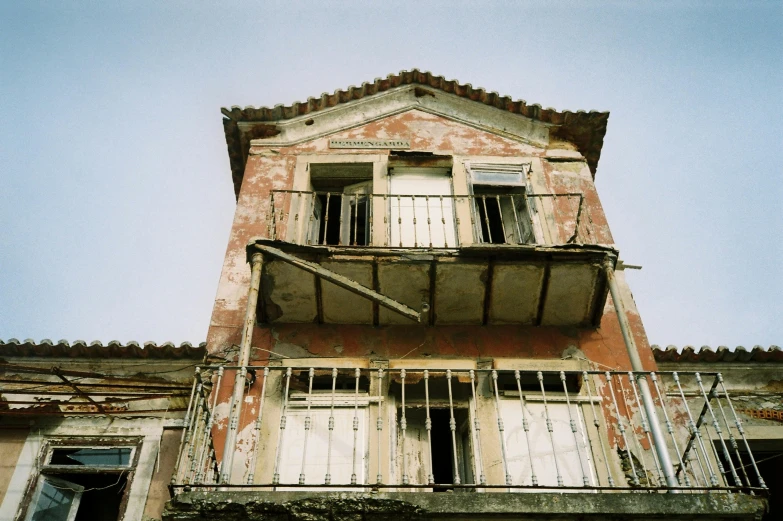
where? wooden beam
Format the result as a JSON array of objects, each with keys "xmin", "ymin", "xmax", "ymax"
[{"xmin": 255, "ymin": 245, "xmax": 421, "ymax": 322}]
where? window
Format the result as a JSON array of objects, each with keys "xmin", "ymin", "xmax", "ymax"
[
  {"xmin": 390, "ymin": 372, "xmax": 475, "ymax": 488},
  {"xmin": 308, "ymin": 163, "xmax": 373, "ymax": 246},
  {"xmin": 22, "ymin": 440, "xmax": 138, "ymax": 521},
  {"xmin": 388, "ymin": 167, "xmax": 456, "ymax": 248},
  {"xmin": 467, "ymin": 162, "xmax": 539, "ymax": 245}
]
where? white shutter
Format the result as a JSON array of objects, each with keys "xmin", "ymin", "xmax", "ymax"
[
  {"xmin": 499, "ymin": 398, "xmax": 595, "ymax": 488},
  {"xmin": 389, "ymin": 168, "xmax": 456, "ymax": 247}
]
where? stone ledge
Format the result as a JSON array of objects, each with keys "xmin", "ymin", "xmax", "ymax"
[{"xmin": 164, "ymin": 491, "xmax": 767, "ymax": 521}]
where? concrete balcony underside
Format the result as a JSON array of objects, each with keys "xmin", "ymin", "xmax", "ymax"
[
  {"xmin": 254, "ymin": 239, "xmax": 615, "ymax": 327},
  {"xmin": 165, "ymin": 491, "xmax": 767, "ymax": 521}
]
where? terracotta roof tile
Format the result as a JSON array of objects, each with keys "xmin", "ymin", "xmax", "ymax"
[
  {"xmin": 0, "ymin": 338, "xmax": 206, "ymax": 359},
  {"xmin": 221, "ymin": 68, "xmax": 610, "ymax": 199},
  {"xmin": 652, "ymin": 345, "xmax": 782, "ymax": 363}
]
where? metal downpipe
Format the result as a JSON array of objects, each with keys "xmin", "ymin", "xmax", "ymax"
[
  {"xmin": 220, "ymin": 252, "xmax": 264, "ymax": 483},
  {"xmin": 602, "ymin": 258, "xmax": 679, "ymax": 490}
]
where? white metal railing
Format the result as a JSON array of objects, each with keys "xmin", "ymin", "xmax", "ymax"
[
  {"xmin": 267, "ymin": 190, "xmax": 592, "ymax": 248},
  {"xmin": 172, "ymin": 366, "xmax": 766, "ymax": 494}
]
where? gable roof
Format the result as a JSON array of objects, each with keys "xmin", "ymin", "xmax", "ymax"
[{"xmin": 221, "ymin": 69, "xmax": 610, "ymax": 199}]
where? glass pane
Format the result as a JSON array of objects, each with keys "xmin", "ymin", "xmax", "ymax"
[
  {"xmin": 30, "ymin": 479, "xmax": 81, "ymax": 521},
  {"xmin": 50, "ymin": 447, "xmax": 132, "ymax": 467}
]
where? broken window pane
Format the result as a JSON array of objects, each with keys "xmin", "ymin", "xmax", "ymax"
[
  {"xmin": 49, "ymin": 448, "xmax": 132, "ymax": 467},
  {"xmin": 28, "ymin": 476, "xmax": 83, "ymax": 521}
]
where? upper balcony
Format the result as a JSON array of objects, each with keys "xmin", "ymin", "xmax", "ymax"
[{"xmin": 251, "ymin": 189, "xmax": 615, "ymax": 327}]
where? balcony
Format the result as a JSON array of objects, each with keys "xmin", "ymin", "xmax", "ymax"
[
  {"xmin": 252, "ymin": 190, "xmax": 616, "ymax": 327},
  {"xmin": 165, "ymin": 365, "xmax": 767, "ymax": 520}
]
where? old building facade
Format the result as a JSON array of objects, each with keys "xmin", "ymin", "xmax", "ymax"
[
  {"xmin": 163, "ymin": 71, "xmax": 769, "ymax": 519},
  {"xmin": 1, "ymin": 71, "xmax": 776, "ymax": 521}
]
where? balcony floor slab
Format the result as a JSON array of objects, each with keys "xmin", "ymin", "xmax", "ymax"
[{"xmin": 166, "ymin": 490, "xmax": 767, "ymax": 521}]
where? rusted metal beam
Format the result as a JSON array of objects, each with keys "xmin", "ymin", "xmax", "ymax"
[
  {"xmin": 255, "ymin": 245, "xmax": 421, "ymax": 322},
  {"xmin": 51, "ymin": 367, "xmax": 110, "ymax": 418}
]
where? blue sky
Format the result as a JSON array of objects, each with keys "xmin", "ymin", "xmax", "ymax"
[{"xmin": 1, "ymin": 1, "xmax": 781, "ymax": 348}]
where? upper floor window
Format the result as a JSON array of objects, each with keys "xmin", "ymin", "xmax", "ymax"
[{"xmin": 466, "ymin": 162, "xmax": 539, "ymax": 245}]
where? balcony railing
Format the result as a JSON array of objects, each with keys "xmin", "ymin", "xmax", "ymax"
[
  {"xmin": 171, "ymin": 366, "xmax": 766, "ymax": 494},
  {"xmin": 267, "ymin": 190, "xmax": 593, "ymax": 248}
]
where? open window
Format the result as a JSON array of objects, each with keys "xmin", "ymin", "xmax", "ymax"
[
  {"xmin": 308, "ymin": 163, "xmax": 373, "ymax": 246},
  {"xmin": 22, "ymin": 441, "xmax": 138, "ymax": 521},
  {"xmin": 467, "ymin": 162, "xmax": 539, "ymax": 245},
  {"xmin": 390, "ymin": 373, "xmax": 475, "ymax": 488}
]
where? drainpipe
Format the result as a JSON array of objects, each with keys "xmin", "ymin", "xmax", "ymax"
[
  {"xmin": 602, "ymin": 258, "xmax": 679, "ymax": 490},
  {"xmin": 220, "ymin": 252, "xmax": 264, "ymax": 483}
]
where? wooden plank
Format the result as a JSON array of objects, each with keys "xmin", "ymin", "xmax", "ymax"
[{"xmin": 255, "ymin": 245, "xmax": 421, "ymax": 322}]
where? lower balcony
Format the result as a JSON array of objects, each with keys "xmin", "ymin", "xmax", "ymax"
[{"xmin": 165, "ymin": 364, "xmax": 768, "ymax": 520}]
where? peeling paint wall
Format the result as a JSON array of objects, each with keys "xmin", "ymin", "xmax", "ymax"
[{"xmin": 206, "ymin": 105, "xmax": 655, "ymax": 480}]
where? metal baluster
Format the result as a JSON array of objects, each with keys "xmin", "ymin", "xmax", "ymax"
[
  {"xmin": 247, "ymin": 366, "xmax": 269, "ymax": 484},
  {"xmin": 695, "ymin": 373, "xmax": 741, "ymax": 487},
  {"xmin": 537, "ymin": 371, "xmax": 564, "ymax": 486},
  {"xmin": 397, "ymin": 196, "xmax": 403, "ymax": 247},
  {"xmin": 650, "ymin": 372, "xmax": 690, "ymax": 487},
  {"xmin": 439, "ymin": 196, "xmax": 448, "ymax": 247},
  {"xmin": 376, "ymin": 368, "xmax": 385, "ymax": 484},
  {"xmin": 673, "ymin": 372, "xmax": 716, "ymax": 486},
  {"xmin": 325, "ymin": 368, "xmax": 337, "ymax": 485},
  {"xmin": 411, "ymin": 195, "xmax": 418, "ymax": 247},
  {"xmin": 481, "ymin": 195, "xmax": 492, "ymax": 243},
  {"xmin": 187, "ymin": 387, "xmax": 206, "ymax": 484},
  {"xmin": 368, "ymin": 192, "xmax": 374, "ymax": 245},
  {"xmin": 193, "ymin": 390, "xmax": 212, "ymax": 484},
  {"xmin": 173, "ymin": 368, "xmax": 200, "ymax": 485},
  {"xmin": 469, "ymin": 370, "xmax": 487, "ymax": 485},
  {"xmin": 294, "ymin": 192, "xmax": 302, "ymax": 242},
  {"xmin": 491, "ymin": 370, "xmax": 512, "ymax": 486},
  {"xmin": 425, "ymin": 195, "xmax": 433, "ymax": 247},
  {"xmin": 617, "ymin": 375, "xmax": 651, "ymax": 484},
  {"xmin": 338, "ymin": 194, "xmax": 345, "ymax": 245},
  {"xmin": 269, "ymin": 192, "xmax": 276, "ymax": 240},
  {"xmin": 353, "ymin": 193, "xmax": 359, "ymax": 245},
  {"xmin": 298, "ymin": 368, "xmax": 315, "ymax": 485},
  {"xmin": 206, "ymin": 448, "xmax": 216, "ymax": 484},
  {"xmin": 400, "ymin": 369, "xmax": 408, "ymax": 485},
  {"xmin": 514, "ymin": 370, "xmax": 538, "ymax": 486},
  {"xmin": 627, "ymin": 372, "xmax": 664, "ymax": 486},
  {"xmin": 495, "ymin": 196, "xmax": 507, "ymax": 243},
  {"xmin": 606, "ymin": 372, "xmax": 639, "ymax": 486},
  {"xmin": 196, "ymin": 367, "xmax": 223, "ymax": 484},
  {"xmin": 272, "ymin": 367, "xmax": 292, "ymax": 485},
  {"xmin": 307, "ymin": 193, "xmax": 317, "ymax": 245},
  {"xmin": 383, "ymin": 195, "xmax": 389, "ymax": 247},
  {"xmin": 560, "ymin": 371, "xmax": 590, "ymax": 486},
  {"xmin": 583, "ymin": 372, "xmax": 615, "ymax": 486},
  {"xmin": 713, "ymin": 389, "xmax": 750, "ymax": 487},
  {"xmin": 351, "ymin": 367, "xmax": 360, "ymax": 485},
  {"xmin": 424, "ymin": 370, "xmax": 435, "ymax": 485},
  {"xmin": 717, "ymin": 374, "xmax": 767, "ymax": 489},
  {"xmin": 322, "ymin": 192, "xmax": 331, "ymax": 245},
  {"xmin": 447, "ymin": 369, "xmax": 461, "ymax": 485},
  {"xmin": 510, "ymin": 195, "xmax": 523, "ymax": 244},
  {"xmin": 226, "ymin": 367, "xmax": 248, "ymax": 482}
]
